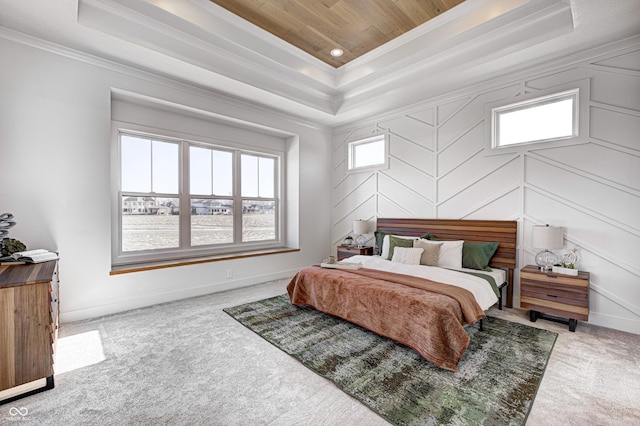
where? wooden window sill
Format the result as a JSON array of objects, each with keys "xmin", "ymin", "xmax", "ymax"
[{"xmin": 110, "ymin": 247, "xmax": 300, "ymax": 275}]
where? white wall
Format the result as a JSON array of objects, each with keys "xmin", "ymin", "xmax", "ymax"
[
  {"xmin": 332, "ymin": 38, "xmax": 640, "ymax": 335},
  {"xmin": 0, "ymin": 36, "xmax": 333, "ymax": 322}
]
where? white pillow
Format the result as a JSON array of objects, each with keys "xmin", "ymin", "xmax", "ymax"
[
  {"xmin": 420, "ymin": 238, "xmax": 464, "ymax": 268},
  {"xmin": 436, "ymin": 240, "xmax": 464, "ymax": 268},
  {"xmin": 391, "ymin": 247, "xmax": 424, "ymax": 265},
  {"xmin": 380, "ymin": 235, "xmax": 419, "ymax": 259}
]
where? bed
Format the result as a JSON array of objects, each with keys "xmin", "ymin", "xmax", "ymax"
[{"xmin": 287, "ymin": 218, "xmax": 518, "ymax": 372}]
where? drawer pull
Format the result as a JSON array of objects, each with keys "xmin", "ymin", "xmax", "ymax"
[
  {"xmin": 548, "ymin": 275, "xmax": 558, "ymax": 278},
  {"xmin": 547, "ymin": 294, "xmax": 558, "ymax": 298}
]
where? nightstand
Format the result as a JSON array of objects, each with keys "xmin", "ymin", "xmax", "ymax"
[
  {"xmin": 337, "ymin": 245, "xmax": 373, "ymax": 261},
  {"xmin": 520, "ymin": 265, "xmax": 589, "ymax": 332}
]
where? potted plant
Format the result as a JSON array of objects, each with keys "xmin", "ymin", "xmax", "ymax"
[{"xmin": 552, "ymin": 248, "xmax": 579, "ymax": 276}]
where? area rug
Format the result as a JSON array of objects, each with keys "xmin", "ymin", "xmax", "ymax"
[{"xmin": 224, "ymin": 294, "xmax": 557, "ymax": 426}]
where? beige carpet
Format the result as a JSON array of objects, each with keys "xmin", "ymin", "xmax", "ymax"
[{"xmin": 1, "ymin": 278, "xmax": 639, "ymax": 425}]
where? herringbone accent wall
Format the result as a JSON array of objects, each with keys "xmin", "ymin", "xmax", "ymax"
[{"xmin": 332, "ymin": 43, "xmax": 640, "ymax": 334}]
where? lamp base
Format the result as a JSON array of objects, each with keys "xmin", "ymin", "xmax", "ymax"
[
  {"xmin": 535, "ymin": 249, "xmax": 560, "ymax": 271},
  {"xmin": 355, "ymin": 234, "xmax": 366, "ymax": 248}
]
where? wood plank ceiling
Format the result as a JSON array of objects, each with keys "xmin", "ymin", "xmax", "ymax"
[{"xmin": 209, "ymin": 0, "xmax": 465, "ymax": 67}]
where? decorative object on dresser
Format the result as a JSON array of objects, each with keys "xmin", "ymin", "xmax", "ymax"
[
  {"xmin": 531, "ymin": 224, "xmax": 564, "ymax": 270},
  {"xmin": 352, "ymin": 219, "xmax": 369, "ymax": 248},
  {"xmin": 341, "ymin": 235, "xmax": 354, "ymax": 246},
  {"xmin": 552, "ymin": 247, "xmax": 580, "ymax": 276},
  {"xmin": 520, "ymin": 264, "xmax": 589, "ymax": 332},
  {"xmin": 336, "ymin": 245, "xmax": 373, "ymax": 261},
  {"xmin": 0, "ymin": 212, "xmax": 17, "ymax": 239},
  {"xmin": 0, "ymin": 260, "xmax": 59, "ymax": 404}
]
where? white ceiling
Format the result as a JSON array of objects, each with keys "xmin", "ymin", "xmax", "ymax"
[{"xmin": 1, "ymin": 0, "xmax": 639, "ymax": 127}]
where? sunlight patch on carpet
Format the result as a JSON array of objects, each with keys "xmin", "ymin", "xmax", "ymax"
[{"xmin": 55, "ymin": 330, "xmax": 106, "ymax": 374}]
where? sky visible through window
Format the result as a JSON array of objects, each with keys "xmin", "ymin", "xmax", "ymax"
[
  {"xmin": 349, "ymin": 135, "xmax": 386, "ymax": 170},
  {"xmin": 495, "ymin": 94, "xmax": 576, "ymax": 147},
  {"xmin": 190, "ymin": 146, "xmax": 233, "ymax": 196},
  {"xmin": 121, "ymin": 135, "xmax": 268, "ymax": 196},
  {"xmin": 354, "ymin": 139, "xmax": 384, "ymax": 168}
]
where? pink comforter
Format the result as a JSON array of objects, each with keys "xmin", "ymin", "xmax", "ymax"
[{"xmin": 287, "ymin": 266, "xmax": 485, "ymax": 371}]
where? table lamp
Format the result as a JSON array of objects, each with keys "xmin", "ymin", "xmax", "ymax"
[
  {"xmin": 352, "ymin": 220, "xmax": 368, "ymax": 248},
  {"xmin": 532, "ymin": 224, "xmax": 563, "ymax": 271}
]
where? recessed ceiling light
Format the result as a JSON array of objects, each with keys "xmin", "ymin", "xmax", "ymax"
[{"xmin": 330, "ymin": 48, "xmax": 344, "ymax": 57}]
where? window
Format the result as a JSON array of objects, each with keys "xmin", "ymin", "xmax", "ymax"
[
  {"xmin": 115, "ymin": 132, "xmax": 282, "ymax": 266},
  {"xmin": 347, "ymin": 134, "xmax": 388, "ymax": 172},
  {"xmin": 491, "ymin": 89, "xmax": 579, "ymax": 149}
]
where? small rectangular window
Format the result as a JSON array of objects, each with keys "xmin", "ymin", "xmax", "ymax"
[
  {"xmin": 347, "ymin": 134, "xmax": 388, "ymax": 172},
  {"xmin": 492, "ymin": 89, "xmax": 579, "ymax": 149}
]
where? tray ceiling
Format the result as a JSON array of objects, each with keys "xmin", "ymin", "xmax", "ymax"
[{"xmin": 208, "ymin": 0, "xmax": 464, "ymax": 67}]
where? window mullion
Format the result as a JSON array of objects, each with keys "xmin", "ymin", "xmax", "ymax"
[
  {"xmin": 180, "ymin": 142, "xmax": 190, "ymax": 248},
  {"xmin": 150, "ymin": 141, "xmax": 154, "ymax": 193},
  {"xmin": 233, "ymin": 150, "xmax": 242, "ymax": 244}
]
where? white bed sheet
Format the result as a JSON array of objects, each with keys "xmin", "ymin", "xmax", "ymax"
[{"xmin": 340, "ymin": 255, "xmax": 502, "ymax": 311}]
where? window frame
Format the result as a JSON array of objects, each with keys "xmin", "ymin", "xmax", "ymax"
[
  {"xmin": 112, "ymin": 127, "xmax": 284, "ymax": 267},
  {"xmin": 484, "ymin": 80, "xmax": 589, "ymax": 155},
  {"xmin": 346, "ymin": 133, "xmax": 389, "ymax": 173}
]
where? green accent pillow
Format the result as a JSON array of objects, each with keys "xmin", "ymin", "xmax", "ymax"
[
  {"xmin": 462, "ymin": 241, "xmax": 499, "ymax": 271},
  {"xmin": 374, "ymin": 231, "xmax": 387, "ymax": 255},
  {"xmin": 387, "ymin": 235, "xmax": 415, "ymax": 260}
]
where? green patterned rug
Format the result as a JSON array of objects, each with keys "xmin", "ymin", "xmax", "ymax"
[{"xmin": 224, "ymin": 294, "xmax": 557, "ymax": 426}]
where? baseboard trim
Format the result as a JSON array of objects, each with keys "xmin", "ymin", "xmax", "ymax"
[
  {"xmin": 588, "ymin": 312, "xmax": 640, "ymax": 335},
  {"xmin": 59, "ymin": 269, "xmax": 298, "ymax": 323}
]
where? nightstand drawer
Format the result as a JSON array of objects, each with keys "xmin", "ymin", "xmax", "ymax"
[
  {"xmin": 521, "ymin": 296, "xmax": 589, "ymax": 320},
  {"xmin": 521, "ymin": 271, "xmax": 588, "ymax": 289},
  {"xmin": 336, "ymin": 245, "xmax": 373, "ymax": 261},
  {"xmin": 520, "ymin": 280, "xmax": 588, "ymax": 303}
]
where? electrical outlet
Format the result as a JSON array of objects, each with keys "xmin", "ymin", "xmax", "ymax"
[{"xmin": 226, "ymin": 269, "xmax": 233, "ymax": 279}]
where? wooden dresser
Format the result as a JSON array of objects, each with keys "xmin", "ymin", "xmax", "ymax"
[
  {"xmin": 520, "ymin": 264, "xmax": 589, "ymax": 332},
  {"xmin": 0, "ymin": 260, "xmax": 59, "ymax": 404}
]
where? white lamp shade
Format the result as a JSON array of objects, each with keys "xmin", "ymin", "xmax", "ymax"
[
  {"xmin": 353, "ymin": 220, "xmax": 368, "ymax": 235},
  {"xmin": 531, "ymin": 225, "xmax": 563, "ymax": 250}
]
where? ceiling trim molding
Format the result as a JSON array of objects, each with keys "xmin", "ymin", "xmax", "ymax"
[
  {"xmin": 334, "ymin": 1, "xmax": 574, "ymax": 112},
  {"xmin": 0, "ymin": 26, "xmax": 331, "ymax": 132},
  {"xmin": 2, "ymin": 0, "xmax": 638, "ymax": 126},
  {"xmin": 75, "ymin": 0, "xmax": 576, "ymax": 123},
  {"xmin": 332, "ymin": 35, "xmax": 640, "ymax": 133},
  {"xmin": 78, "ymin": 0, "xmax": 338, "ymax": 113}
]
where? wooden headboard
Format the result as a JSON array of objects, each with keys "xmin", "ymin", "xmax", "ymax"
[{"xmin": 376, "ymin": 218, "xmax": 518, "ymax": 308}]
